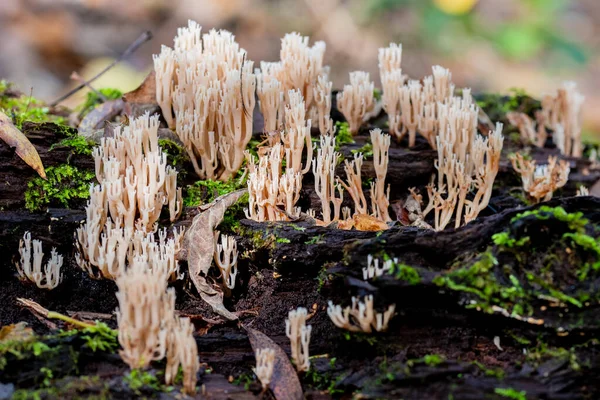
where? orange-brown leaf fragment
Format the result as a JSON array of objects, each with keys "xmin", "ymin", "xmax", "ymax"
[
  {"xmin": 0, "ymin": 322, "xmax": 35, "ymax": 343},
  {"xmin": 246, "ymin": 327, "xmax": 303, "ymax": 400},
  {"xmin": 123, "ymin": 71, "xmax": 157, "ymax": 104},
  {"xmin": 353, "ymin": 213, "xmax": 388, "ymax": 231},
  {"xmin": 0, "ymin": 111, "xmax": 46, "ymax": 179}
]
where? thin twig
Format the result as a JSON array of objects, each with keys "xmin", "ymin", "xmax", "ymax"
[
  {"xmin": 50, "ymin": 30, "xmax": 153, "ymax": 107},
  {"xmin": 71, "ymin": 71, "xmax": 107, "ymax": 102},
  {"xmin": 17, "ymin": 297, "xmax": 98, "ymax": 329}
]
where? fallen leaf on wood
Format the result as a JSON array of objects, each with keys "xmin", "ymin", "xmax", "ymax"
[
  {"xmin": 0, "ymin": 111, "xmax": 46, "ymax": 179},
  {"xmin": 78, "ymin": 99, "xmax": 125, "ymax": 137},
  {"xmin": 245, "ymin": 327, "xmax": 303, "ymax": 400},
  {"xmin": 123, "ymin": 71, "xmax": 156, "ymax": 104},
  {"xmin": 353, "ymin": 214, "xmax": 388, "ymax": 231},
  {"xmin": 185, "ymin": 189, "xmax": 247, "ymax": 320},
  {"xmin": 0, "ymin": 322, "xmax": 35, "ymax": 343},
  {"xmin": 176, "ymin": 312, "xmax": 222, "ymax": 336},
  {"xmin": 337, "ymin": 218, "xmax": 354, "ymax": 230}
]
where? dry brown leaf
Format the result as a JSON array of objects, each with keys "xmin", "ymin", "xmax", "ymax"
[
  {"xmin": 337, "ymin": 218, "xmax": 355, "ymax": 230},
  {"xmin": 123, "ymin": 71, "xmax": 156, "ymax": 104},
  {"xmin": 78, "ymin": 99, "xmax": 125, "ymax": 136},
  {"xmin": 245, "ymin": 327, "xmax": 303, "ymax": 400},
  {"xmin": 0, "ymin": 322, "xmax": 35, "ymax": 343},
  {"xmin": 185, "ymin": 189, "xmax": 247, "ymax": 320},
  {"xmin": 353, "ymin": 213, "xmax": 388, "ymax": 231},
  {"xmin": 0, "ymin": 111, "xmax": 46, "ymax": 179}
]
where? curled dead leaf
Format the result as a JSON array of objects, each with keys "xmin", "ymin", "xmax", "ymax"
[
  {"xmin": 123, "ymin": 71, "xmax": 157, "ymax": 104},
  {"xmin": 185, "ymin": 189, "xmax": 247, "ymax": 320},
  {"xmin": 353, "ymin": 214, "xmax": 388, "ymax": 231},
  {"xmin": 0, "ymin": 111, "xmax": 46, "ymax": 179},
  {"xmin": 0, "ymin": 322, "xmax": 35, "ymax": 343},
  {"xmin": 78, "ymin": 99, "xmax": 125, "ymax": 137},
  {"xmin": 245, "ymin": 327, "xmax": 303, "ymax": 400}
]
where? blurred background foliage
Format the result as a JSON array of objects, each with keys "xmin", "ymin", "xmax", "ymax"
[
  {"xmin": 0, "ymin": 0, "xmax": 598, "ymax": 136},
  {"xmin": 367, "ymin": 0, "xmax": 587, "ymax": 63}
]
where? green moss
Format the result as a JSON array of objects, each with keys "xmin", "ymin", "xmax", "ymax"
[
  {"xmin": 423, "ymin": 354, "xmax": 445, "ymax": 366},
  {"xmin": 471, "ymin": 361, "xmax": 505, "ymax": 379},
  {"xmin": 0, "ymin": 333, "xmax": 56, "ymax": 371},
  {"xmin": 0, "ymin": 86, "xmax": 66, "ymax": 129},
  {"xmin": 305, "ymin": 235, "xmax": 325, "ymax": 245},
  {"xmin": 124, "ymin": 369, "xmax": 173, "ymax": 395},
  {"xmin": 12, "ymin": 375, "xmax": 111, "ymax": 400},
  {"xmin": 389, "ymin": 262, "xmax": 421, "ymax": 285},
  {"xmin": 511, "ymin": 206, "xmax": 589, "ymax": 233},
  {"xmin": 0, "ymin": 79, "xmax": 9, "ymax": 93},
  {"xmin": 60, "ymin": 322, "xmax": 118, "ymax": 353},
  {"xmin": 159, "ymin": 138, "xmax": 189, "ymax": 171},
  {"xmin": 78, "ymin": 88, "xmax": 123, "ymax": 116},
  {"xmin": 563, "ymin": 232, "xmax": 600, "ymax": 280},
  {"xmin": 437, "ymin": 206, "xmax": 600, "ymax": 322},
  {"xmin": 49, "ymin": 135, "xmax": 95, "ymax": 156},
  {"xmin": 335, "ymin": 121, "xmax": 355, "ymax": 146},
  {"xmin": 1, "ymin": 322, "xmax": 121, "ymax": 398},
  {"xmin": 276, "ymin": 237, "xmax": 291, "ymax": 244},
  {"xmin": 342, "ymin": 331, "xmax": 378, "ymax": 346},
  {"xmin": 246, "ymin": 138, "xmax": 262, "ymax": 159},
  {"xmin": 244, "ymin": 229, "xmax": 276, "ymax": 250},
  {"xmin": 475, "ymin": 89, "xmax": 540, "ymax": 124},
  {"xmin": 351, "ymin": 142, "xmax": 374, "ymax": 158},
  {"xmin": 494, "ymin": 387, "xmax": 527, "ymax": 400},
  {"xmin": 405, "ymin": 354, "xmax": 445, "ymax": 368},
  {"xmin": 231, "ymin": 372, "xmax": 254, "ymax": 390},
  {"xmin": 373, "ymin": 88, "xmax": 382, "ymax": 102},
  {"xmin": 184, "ymin": 178, "xmax": 244, "ymax": 207},
  {"xmin": 25, "ymin": 165, "xmax": 95, "ymax": 211},
  {"xmin": 523, "ymin": 338, "xmax": 597, "ymax": 372},
  {"xmin": 303, "ymin": 359, "xmax": 344, "ymax": 395},
  {"xmin": 491, "ymin": 232, "xmax": 530, "ymax": 248},
  {"xmin": 316, "ymin": 264, "xmax": 333, "ymax": 292},
  {"xmin": 434, "ymin": 251, "xmax": 532, "ymax": 315},
  {"xmin": 218, "ymin": 192, "xmax": 249, "ymax": 233}
]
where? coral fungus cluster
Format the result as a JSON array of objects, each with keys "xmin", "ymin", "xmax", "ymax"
[{"xmin": 11, "ymin": 17, "xmax": 588, "ymax": 396}]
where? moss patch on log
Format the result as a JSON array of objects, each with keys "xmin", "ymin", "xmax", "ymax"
[{"xmin": 24, "ymin": 164, "xmax": 95, "ymax": 211}]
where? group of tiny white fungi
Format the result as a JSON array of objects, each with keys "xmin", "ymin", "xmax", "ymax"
[{"xmin": 13, "ymin": 19, "xmax": 590, "ymax": 393}]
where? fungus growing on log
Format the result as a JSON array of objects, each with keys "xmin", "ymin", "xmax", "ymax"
[
  {"xmin": 75, "ymin": 113, "xmax": 183, "ymax": 280},
  {"xmin": 254, "ymin": 348, "xmax": 275, "ymax": 390},
  {"xmin": 312, "ymin": 134, "xmax": 343, "ymax": 224},
  {"xmin": 369, "ymin": 128, "xmax": 391, "ymax": 222},
  {"xmin": 363, "ymin": 254, "xmax": 395, "ymax": 280},
  {"xmin": 16, "ymin": 231, "xmax": 63, "ymax": 290},
  {"xmin": 285, "ymin": 307, "xmax": 312, "ymax": 372},
  {"xmin": 510, "ymin": 153, "xmax": 570, "ymax": 203},
  {"xmin": 165, "ymin": 316, "xmax": 199, "ymax": 394},
  {"xmin": 327, "ymin": 295, "xmax": 395, "ymax": 333},
  {"xmin": 154, "ymin": 20, "xmax": 256, "ymax": 180},
  {"xmin": 539, "ymin": 81, "xmax": 584, "ymax": 157},
  {"xmin": 214, "ymin": 232, "xmax": 238, "ymax": 290},
  {"xmin": 336, "ymin": 71, "xmax": 375, "ymax": 135},
  {"xmin": 115, "ymin": 258, "xmax": 175, "ymax": 370}
]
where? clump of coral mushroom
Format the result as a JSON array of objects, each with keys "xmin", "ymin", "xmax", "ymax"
[
  {"xmin": 510, "ymin": 153, "xmax": 570, "ymax": 203},
  {"xmin": 154, "ymin": 21, "xmax": 256, "ymax": 181},
  {"xmin": 16, "ymin": 231, "xmax": 63, "ymax": 290},
  {"xmin": 508, "ymin": 82, "xmax": 584, "ymax": 157},
  {"xmin": 75, "ymin": 113, "xmax": 183, "ymax": 280}
]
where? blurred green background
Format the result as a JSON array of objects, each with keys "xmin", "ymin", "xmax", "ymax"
[{"xmin": 0, "ymin": 0, "xmax": 598, "ymax": 135}]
